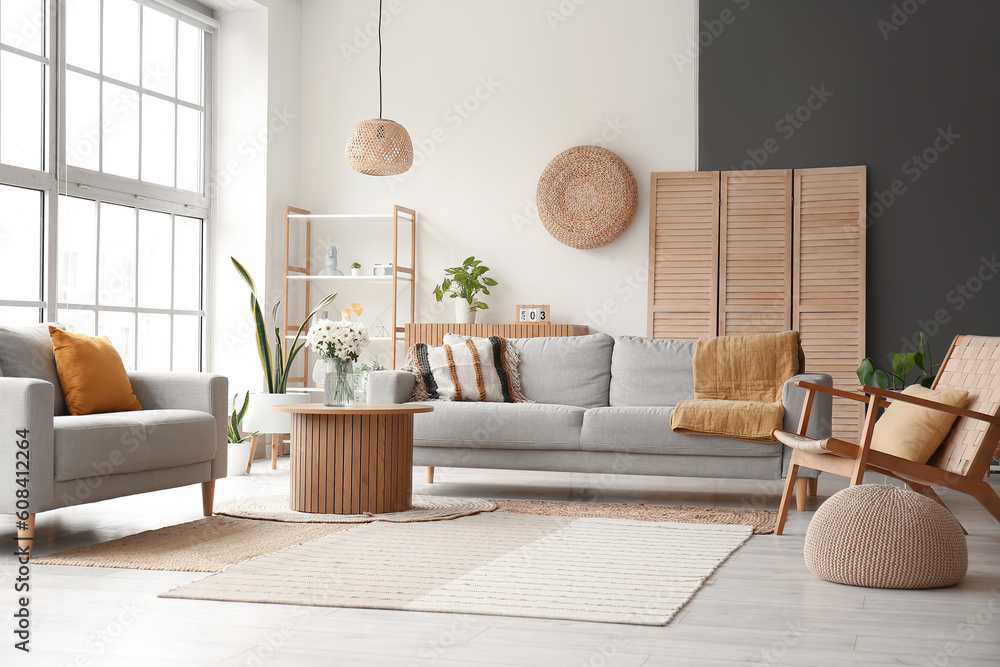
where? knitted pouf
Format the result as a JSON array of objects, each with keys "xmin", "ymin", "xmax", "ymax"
[{"xmin": 804, "ymin": 484, "xmax": 967, "ymax": 589}]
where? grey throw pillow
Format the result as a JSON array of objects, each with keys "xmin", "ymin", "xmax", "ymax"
[{"xmin": 0, "ymin": 324, "xmax": 68, "ymax": 415}]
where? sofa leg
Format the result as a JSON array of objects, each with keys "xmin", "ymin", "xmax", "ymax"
[
  {"xmin": 426, "ymin": 467, "xmax": 435, "ymax": 484},
  {"xmin": 202, "ymin": 481, "xmax": 215, "ymax": 516},
  {"xmin": 16, "ymin": 514, "xmax": 34, "ymax": 559},
  {"xmin": 808, "ymin": 477, "xmax": 818, "ymax": 496},
  {"xmin": 795, "ymin": 477, "xmax": 808, "ymax": 512}
]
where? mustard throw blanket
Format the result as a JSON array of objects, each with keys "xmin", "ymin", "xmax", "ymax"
[{"xmin": 669, "ymin": 331, "xmax": 801, "ymax": 444}]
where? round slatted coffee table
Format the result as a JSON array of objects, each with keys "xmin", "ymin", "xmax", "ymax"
[{"xmin": 271, "ymin": 403, "xmax": 433, "ymax": 514}]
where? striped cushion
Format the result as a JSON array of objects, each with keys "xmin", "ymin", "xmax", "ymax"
[{"xmin": 402, "ymin": 336, "xmax": 530, "ymax": 403}]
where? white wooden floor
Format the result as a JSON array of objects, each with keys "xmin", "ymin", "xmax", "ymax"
[{"xmin": 3, "ymin": 461, "xmax": 999, "ymax": 666}]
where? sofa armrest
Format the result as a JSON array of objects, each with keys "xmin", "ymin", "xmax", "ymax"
[
  {"xmin": 780, "ymin": 373, "xmax": 833, "ymax": 477},
  {"xmin": 128, "ymin": 372, "xmax": 228, "ymax": 480},
  {"xmin": 0, "ymin": 378, "xmax": 56, "ymax": 514},
  {"xmin": 368, "ymin": 370, "xmax": 415, "ymax": 404}
]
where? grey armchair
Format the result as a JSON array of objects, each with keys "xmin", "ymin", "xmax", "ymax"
[{"xmin": 0, "ymin": 325, "xmax": 227, "ymax": 558}]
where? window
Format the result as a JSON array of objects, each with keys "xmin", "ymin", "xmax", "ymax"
[{"xmin": 0, "ymin": 0, "xmax": 214, "ymax": 371}]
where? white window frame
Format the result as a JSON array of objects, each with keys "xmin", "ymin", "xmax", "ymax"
[{"xmin": 0, "ymin": 0, "xmax": 216, "ymax": 371}]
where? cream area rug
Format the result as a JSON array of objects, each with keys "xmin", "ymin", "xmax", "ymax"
[
  {"xmin": 161, "ymin": 513, "xmax": 752, "ymax": 625},
  {"xmin": 213, "ymin": 494, "xmax": 496, "ymax": 523},
  {"xmin": 32, "ymin": 516, "xmax": 351, "ymax": 572}
]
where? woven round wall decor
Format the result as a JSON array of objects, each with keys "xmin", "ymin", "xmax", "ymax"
[{"xmin": 536, "ymin": 145, "xmax": 638, "ymax": 249}]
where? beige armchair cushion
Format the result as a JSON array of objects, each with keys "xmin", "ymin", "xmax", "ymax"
[{"xmin": 870, "ymin": 385, "xmax": 969, "ymax": 463}]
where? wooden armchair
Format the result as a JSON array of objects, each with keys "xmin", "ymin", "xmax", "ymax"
[{"xmin": 773, "ymin": 335, "xmax": 1000, "ymax": 535}]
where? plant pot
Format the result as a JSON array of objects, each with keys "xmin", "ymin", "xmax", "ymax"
[
  {"xmin": 227, "ymin": 440, "xmax": 253, "ymax": 476},
  {"xmin": 243, "ymin": 392, "xmax": 310, "ymax": 435},
  {"xmin": 455, "ymin": 301, "xmax": 477, "ymax": 324},
  {"xmin": 351, "ymin": 268, "xmax": 362, "ymax": 276}
]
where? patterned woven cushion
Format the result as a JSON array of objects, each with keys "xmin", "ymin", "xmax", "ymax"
[{"xmin": 402, "ymin": 336, "xmax": 530, "ymax": 403}]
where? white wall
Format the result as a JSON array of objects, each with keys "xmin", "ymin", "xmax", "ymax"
[
  {"xmin": 297, "ymin": 0, "xmax": 697, "ymax": 339},
  {"xmin": 209, "ymin": 0, "xmax": 303, "ymax": 396},
  {"xmin": 210, "ymin": 1, "xmax": 269, "ymax": 396}
]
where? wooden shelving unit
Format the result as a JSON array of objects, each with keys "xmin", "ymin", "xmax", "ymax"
[{"xmin": 283, "ymin": 205, "xmax": 417, "ymax": 384}]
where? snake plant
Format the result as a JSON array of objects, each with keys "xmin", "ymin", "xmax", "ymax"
[{"xmin": 232, "ymin": 257, "xmax": 337, "ymax": 393}]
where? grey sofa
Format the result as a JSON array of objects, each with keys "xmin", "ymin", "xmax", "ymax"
[
  {"xmin": 0, "ymin": 325, "xmax": 227, "ymax": 557},
  {"xmin": 370, "ymin": 333, "xmax": 831, "ymax": 489}
]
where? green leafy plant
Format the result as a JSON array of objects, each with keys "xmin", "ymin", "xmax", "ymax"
[
  {"xmin": 232, "ymin": 257, "xmax": 337, "ymax": 393},
  {"xmin": 351, "ymin": 262, "xmax": 361, "ymax": 269},
  {"xmin": 432, "ymin": 256, "xmax": 498, "ymax": 312},
  {"xmin": 227, "ymin": 392, "xmax": 258, "ymax": 444},
  {"xmin": 857, "ymin": 332, "xmax": 939, "ymax": 391}
]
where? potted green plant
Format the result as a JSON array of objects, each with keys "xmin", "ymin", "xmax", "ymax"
[
  {"xmin": 857, "ymin": 332, "xmax": 939, "ymax": 391},
  {"xmin": 226, "ymin": 391, "xmax": 258, "ymax": 476},
  {"xmin": 351, "ymin": 261, "xmax": 362, "ymax": 277},
  {"xmin": 432, "ymin": 256, "xmax": 498, "ymax": 324},
  {"xmin": 232, "ymin": 257, "xmax": 337, "ymax": 439}
]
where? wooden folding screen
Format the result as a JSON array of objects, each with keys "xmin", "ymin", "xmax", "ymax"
[
  {"xmin": 718, "ymin": 170, "xmax": 792, "ymax": 336},
  {"xmin": 647, "ymin": 171, "xmax": 719, "ymax": 339},
  {"xmin": 793, "ymin": 166, "xmax": 867, "ymax": 441},
  {"xmin": 649, "ymin": 166, "xmax": 866, "ymax": 441}
]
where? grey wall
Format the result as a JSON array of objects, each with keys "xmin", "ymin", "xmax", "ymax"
[{"xmin": 698, "ymin": 0, "xmax": 1000, "ymax": 370}]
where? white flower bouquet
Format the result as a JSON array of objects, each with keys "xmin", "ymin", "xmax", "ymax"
[{"xmin": 306, "ymin": 318, "xmax": 370, "ymax": 362}]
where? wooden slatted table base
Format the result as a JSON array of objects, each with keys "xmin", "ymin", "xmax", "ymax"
[{"xmin": 273, "ymin": 404, "xmax": 433, "ymax": 514}]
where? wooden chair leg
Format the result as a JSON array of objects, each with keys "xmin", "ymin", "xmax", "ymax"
[
  {"xmin": 794, "ymin": 478, "xmax": 809, "ymax": 511},
  {"xmin": 808, "ymin": 477, "xmax": 818, "ymax": 496},
  {"xmin": 970, "ymin": 481, "xmax": 1000, "ymax": 525},
  {"xmin": 202, "ymin": 481, "xmax": 215, "ymax": 516},
  {"xmin": 16, "ymin": 514, "xmax": 34, "ymax": 559},
  {"xmin": 271, "ymin": 434, "xmax": 280, "ymax": 469},
  {"xmin": 426, "ymin": 466, "xmax": 435, "ymax": 484},
  {"xmin": 775, "ymin": 463, "xmax": 799, "ymax": 535},
  {"xmin": 246, "ymin": 433, "xmax": 259, "ymax": 474}
]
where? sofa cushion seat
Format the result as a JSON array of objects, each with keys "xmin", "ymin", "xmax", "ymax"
[
  {"xmin": 53, "ymin": 409, "xmax": 218, "ymax": 482},
  {"xmin": 414, "ymin": 401, "xmax": 585, "ymax": 451},
  {"xmin": 580, "ymin": 406, "xmax": 783, "ymax": 457}
]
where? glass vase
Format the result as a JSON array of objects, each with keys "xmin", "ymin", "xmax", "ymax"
[{"xmin": 324, "ymin": 357, "xmax": 355, "ymax": 407}]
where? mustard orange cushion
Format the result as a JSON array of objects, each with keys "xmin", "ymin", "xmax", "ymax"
[{"xmin": 48, "ymin": 326, "xmax": 143, "ymax": 415}]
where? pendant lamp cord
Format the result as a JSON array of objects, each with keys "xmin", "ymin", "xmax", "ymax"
[{"xmin": 378, "ymin": 0, "xmax": 383, "ymax": 119}]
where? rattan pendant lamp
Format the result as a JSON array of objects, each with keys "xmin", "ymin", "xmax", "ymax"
[{"xmin": 344, "ymin": 0, "xmax": 413, "ymax": 176}]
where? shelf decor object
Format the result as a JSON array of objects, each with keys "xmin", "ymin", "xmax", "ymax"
[
  {"xmin": 516, "ymin": 304, "xmax": 550, "ymax": 323},
  {"xmin": 344, "ymin": 0, "xmax": 413, "ymax": 176},
  {"xmin": 536, "ymin": 145, "xmax": 638, "ymax": 249}
]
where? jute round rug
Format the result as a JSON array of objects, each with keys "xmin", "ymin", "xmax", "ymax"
[
  {"xmin": 493, "ymin": 500, "xmax": 777, "ymax": 535},
  {"xmin": 213, "ymin": 494, "xmax": 497, "ymax": 523}
]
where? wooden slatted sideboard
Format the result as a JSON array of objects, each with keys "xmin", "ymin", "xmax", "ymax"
[{"xmin": 404, "ymin": 323, "xmax": 589, "ymax": 350}]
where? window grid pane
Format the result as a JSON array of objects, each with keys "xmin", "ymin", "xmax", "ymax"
[
  {"xmin": 2, "ymin": 4, "xmax": 209, "ymax": 372},
  {"xmin": 0, "ymin": 184, "xmax": 43, "ymax": 302},
  {"xmin": 64, "ymin": 0, "xmax": 206, "ymax": 192}
]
